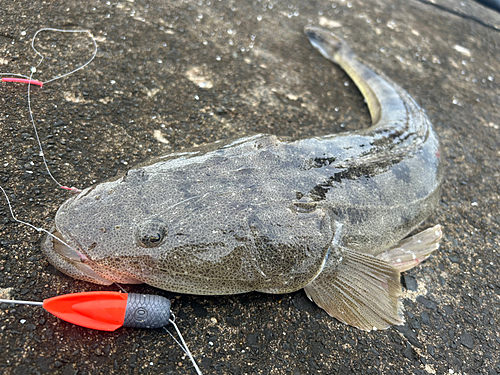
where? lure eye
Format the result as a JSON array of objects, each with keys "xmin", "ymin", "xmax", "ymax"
[{"xmin": 135, "ymin": 219, "xmax": 168, "ymax": 248}]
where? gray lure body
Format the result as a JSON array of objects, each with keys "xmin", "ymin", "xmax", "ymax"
[{"xmin": 43, "ymin": 27, "xmax": 443, "ymax": 331}]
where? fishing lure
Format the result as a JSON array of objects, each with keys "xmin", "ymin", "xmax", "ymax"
[
  {"xmin": 0, "ymin": 291, "xmax": 202, "ymax": 374},
  {"xmin": 0, "ymin": 291, "xmax": 171, "ymax": 330}
]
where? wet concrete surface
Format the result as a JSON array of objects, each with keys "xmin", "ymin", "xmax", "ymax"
[{"xmin": 0, "ymin": 0, "xmax": 499, "ymax": 374}]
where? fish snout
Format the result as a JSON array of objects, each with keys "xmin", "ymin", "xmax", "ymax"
[{"xmin": 42, "ymin": 228, "xmax": 114, "ymax": 285}]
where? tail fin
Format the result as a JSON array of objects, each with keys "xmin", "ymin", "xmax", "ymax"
[
  {"xmin": 305, "ymin": 26, "xmax": 386, "ymax": 125},
  {"xmin": 304, "ymin": 26, "xmax": 352, "ymax": 63},
  {"xmin": 304, "ymin": 26, "xmax": 414, "ymax": 130}
]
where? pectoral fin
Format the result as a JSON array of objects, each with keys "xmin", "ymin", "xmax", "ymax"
[{"xmin": 304, "ymin": 249, "xmax": 403, "ymax": 331}]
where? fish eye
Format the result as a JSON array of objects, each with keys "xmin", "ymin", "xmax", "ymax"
[{"xmin": 135, "ymin": 219, "xmax": 168, "ymax": 248}]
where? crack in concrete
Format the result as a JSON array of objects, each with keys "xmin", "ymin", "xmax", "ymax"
[{"xmin": 416, "ymin": 0, "xmax": 500, "ymax": 32}]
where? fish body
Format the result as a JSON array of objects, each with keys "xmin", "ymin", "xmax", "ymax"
[{"xmin": 43, "ymin": 27, "xmax": 443, "ymax": 330}]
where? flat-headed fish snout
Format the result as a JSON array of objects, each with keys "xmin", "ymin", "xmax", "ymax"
[{"xmin": 42, "ymin": 228, "xmax": 114, "ymax": 285}]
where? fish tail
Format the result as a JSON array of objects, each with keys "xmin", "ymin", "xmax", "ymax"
[
  {"xmin": 304, "ymin": 26, "xmax": 353, "ymax": 63},
  {"xmin": 305, "ymin": 26, "xmax": 412, "ymax": 130}
]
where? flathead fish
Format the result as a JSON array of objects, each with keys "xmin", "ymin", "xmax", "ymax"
[{"xmin": 43, "ymin": 27, "xmax": 443, "ymax": 331}]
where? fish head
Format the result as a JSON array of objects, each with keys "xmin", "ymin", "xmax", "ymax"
[{"xmin": 42, "ymin": 162, "xmax": 334, "ymax": 294}]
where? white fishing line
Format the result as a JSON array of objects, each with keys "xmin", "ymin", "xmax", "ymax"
[
  {"xmin": 31, "ymin": 28, "xmax": 98, "ymax": 85},
  {"xmin": 0, "ymin": 28, "xmax": 97, "ymax": 257},
  {"xmin": 166, "ymin": 314, "xmax": 203, "ymax": 375},
  {"xmin": 1, "ymin": 28, "xmax": 97, "ymax": 85},
  {"xmin": 1, "ymin": 29, "xmax": 96, "ymax": 245},
  {"xmin": 1, "ymin": 28, "xmax": 97, "ymax": 193},
  {"xmin": 0, "ymin": 185, "xmax": 87, "ymax": 260}
]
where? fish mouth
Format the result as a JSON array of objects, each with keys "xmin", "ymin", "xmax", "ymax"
[
  {"xmin": 42, "ymin": 228, "xmax": 114, "ymax": 285},
  {"xmin": 51, "ymin": 230, "xmax": 85, "ymax": 261}
]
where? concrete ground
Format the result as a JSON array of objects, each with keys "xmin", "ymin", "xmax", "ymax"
[{"xmin": 0, "ymin": 0, "xmax": 499, "ymax": 374}]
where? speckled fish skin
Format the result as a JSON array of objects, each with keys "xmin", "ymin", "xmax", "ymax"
[{"xmin": 43, "ymin": 27, "xmax": 443, "ymax": 330}]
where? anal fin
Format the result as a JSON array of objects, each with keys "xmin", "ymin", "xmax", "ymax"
[
  {"xmin": 376, "ymin": 224, "xmax": 442, "ymax": 272},
  {"xmin": 304, "ymin": 249, "xmax": 403, "ymax": 331}
]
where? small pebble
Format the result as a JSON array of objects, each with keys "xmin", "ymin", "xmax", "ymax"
[
  {"xmin": 461, "ymin": 332, "xmax": 474, "ymax": 349},
  {"xmin": 403, "ymin": 275, "xmax": 418, "ymax": 291}
]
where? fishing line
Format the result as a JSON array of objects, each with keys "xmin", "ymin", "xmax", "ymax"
[
  {"xmin": 1, "ymin": 29, "xmax": 98, "ymax": 259},
  {"xmin": 31, "ymin": 28, "xmax": 98, "ymax": 84},
  {"xmin": 1, "ymin": 28, "xmax": 98, "ymax": 194},
  {"xmin": 1, "ymin": 29, "xmax": 204, "ymax": 374},
  {"xmin": 167, "ymin": 315, "xmax": 203, "ymax": 375},
  {"xmin": 0, "ymin": 185, "xmax": 88, "ymax": 260}
]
